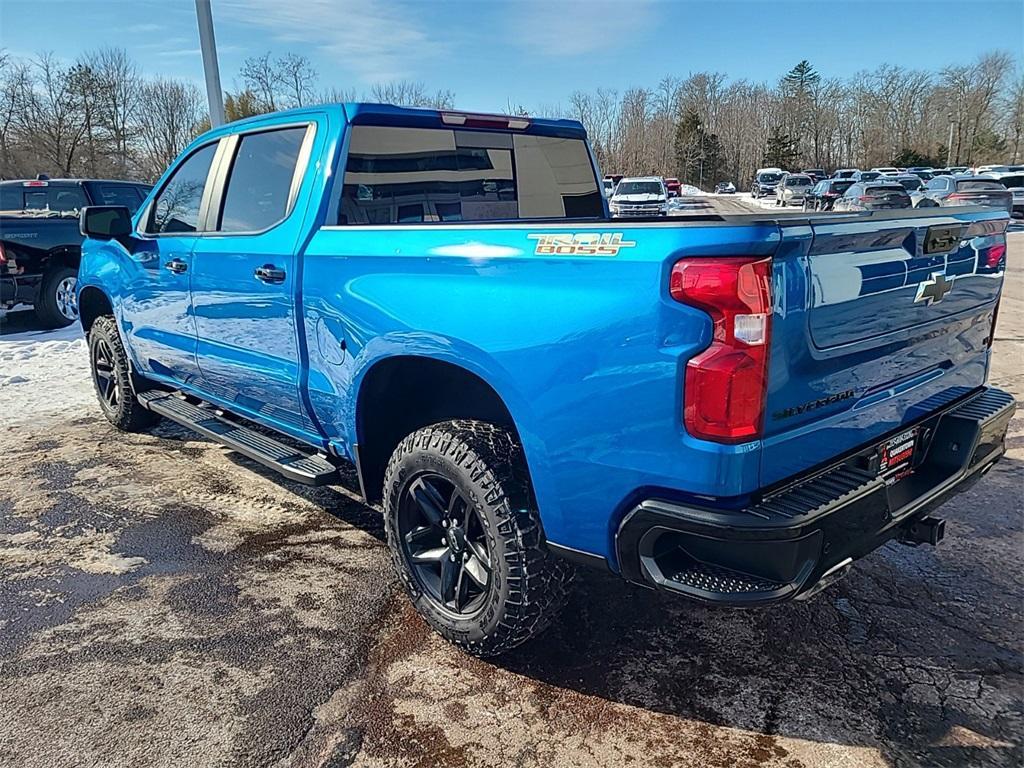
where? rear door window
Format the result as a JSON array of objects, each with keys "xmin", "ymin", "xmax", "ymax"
[
  {"xmin": 337, "ymin": 125, "xmax": 601, "ymax": 224},
  {"xmin": 218, "ymin": 126, "xmax": 308, "ymax": 232}
]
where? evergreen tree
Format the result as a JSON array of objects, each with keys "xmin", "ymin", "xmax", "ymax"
[
  {"xmin": 764, "ymin": 127, "xmax": 798, "ymax": 169},
  {"xmin": 673, "ymin": 109, "xmax": 729, "ymax": 188}
]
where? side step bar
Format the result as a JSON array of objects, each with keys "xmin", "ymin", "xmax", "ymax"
[{"xmin": 137, "ymin": 391, "xmax": 338, "ymax": 486}]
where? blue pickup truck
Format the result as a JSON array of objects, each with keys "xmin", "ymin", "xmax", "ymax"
[{"xmin": 77, "ymin": 104, "xmax": 1014, "ymax": 656}]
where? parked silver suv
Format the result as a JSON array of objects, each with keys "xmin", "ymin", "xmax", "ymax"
[{"xmin": 775, "ymin": 173, "xmax": 813, "ymax": 207}]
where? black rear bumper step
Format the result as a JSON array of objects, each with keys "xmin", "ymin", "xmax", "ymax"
[
  {"xmin": 138, "ymin": 391, "xmax": 338, "ymax": 486},
  {"xmin": 616, "ymin": 386, "xmax": 1015, "ymax": 606}
]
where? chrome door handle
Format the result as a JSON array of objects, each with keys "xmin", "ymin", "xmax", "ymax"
[
  {"xmin": 165, "ymin": 258, "xmax": 188, "ymax": 274},
  {"xmin": 254, "ymin": 265, "xmax": 286, "ymax": 284}
]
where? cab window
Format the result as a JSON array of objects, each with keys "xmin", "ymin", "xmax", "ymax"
[
  {"xmin": 217, "ymin": 126, "xmax": 308, "ymax": 232},
  {"xmin": 148, "ymin": 142, "xmax": 218, "ymax": 234}
]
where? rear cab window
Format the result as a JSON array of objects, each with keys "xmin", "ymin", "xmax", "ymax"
[
  {"xmin": 4, "ymin": 183, "xmax": 87, "ymax": 213},
  {"xmin": 336, "ymin": 125, "xmax": 602, "ymax": 224}
]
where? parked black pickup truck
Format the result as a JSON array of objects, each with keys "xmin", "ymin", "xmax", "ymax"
[{"xmin": 1, "ymin": 177, "xmax": 151, "ymax": 327}]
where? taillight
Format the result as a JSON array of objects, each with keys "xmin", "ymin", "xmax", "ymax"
[
  {"xmin": 670, "ymin": 257, "xmax": 773, "ymax": 443},
  {"xmin": 985, "ymin": 243, "xmax": 1006, "ymax": 269},
  {"xmin": 0, "ymin": 241, "xmax": 6, "ymax": 265}
]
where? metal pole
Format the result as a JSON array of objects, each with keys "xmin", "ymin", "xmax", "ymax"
[
  {"xmin": 946, "ymin": 114, "xmax": 955, "ymax": 167},
  {"xmin": 195, "ymin": 0, "xmax": 225, "ymax": 127}
]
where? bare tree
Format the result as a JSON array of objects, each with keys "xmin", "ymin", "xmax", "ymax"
[
  {"xmin": 89, "ymin": 48, "xmax": 142, "ymax": 175},
  {"xmin": 135, "ymin": 78, "xmax": 205, "ymax": 179},
  {"xmin": 19, "ymin": 53, "xmax": 87, "ymax": 175},
  {"xmin": 275, "ymin": 52, "xmax": 317, "ymax": 107},
  {"xmin": 369, "ymin": 80, "xmax": 455, "ymax": 109},
  {"xmin": 239, "ymin": 52, "xmax": 279, "ymax": 112}
]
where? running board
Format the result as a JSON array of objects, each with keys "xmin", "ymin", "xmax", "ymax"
[{"xmin": 137, "ymin": 391, "xmax": 338, "ymax": 486}]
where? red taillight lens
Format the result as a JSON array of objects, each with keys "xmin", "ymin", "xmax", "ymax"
[
  {"xmin": 0, "ymin": 241, "xmax": 6, "ymax": 265},
  {"xmin": 670, "ymin": 257, "xmax": 773, "ymax": 443},
  {"xmin": 985, "ymin": 243, "xmax": 1006, "ymax": 269}
]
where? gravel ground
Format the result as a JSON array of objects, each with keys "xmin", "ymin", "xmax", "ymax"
[{"xmin": 0, "ymin": 228, "xmax": 1021, "ymax": 768}]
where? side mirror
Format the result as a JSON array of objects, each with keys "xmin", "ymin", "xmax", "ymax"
[{"xmin": 80, "ymin": 205, "xmax": 133, "ymax": 241}]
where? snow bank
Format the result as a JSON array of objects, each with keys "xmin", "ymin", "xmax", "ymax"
[{"xmin": 0, "ymin": 317, "xmax": 94, "ymax": 429}]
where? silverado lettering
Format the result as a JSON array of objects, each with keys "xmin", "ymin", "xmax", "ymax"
[{"xmin": 772, "ymin": 389, "xmax": 856, "ymax": 420}]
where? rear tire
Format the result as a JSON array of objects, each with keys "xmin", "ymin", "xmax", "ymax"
[
  {"xmin": 88, "ymin": 315, "xmax": 160, "ymax": 432},
  {"xmin": 34, "ymin": 266, "xmax": 79, "ymax": 329},
  {"xmin": 383, "ymin": 420, "xmax": 573, "ymax": 657}
]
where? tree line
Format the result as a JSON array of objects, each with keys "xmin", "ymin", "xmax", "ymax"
[{"xmin": 1, "ymin": 46, "xmax": 1021, "ymax": 189}]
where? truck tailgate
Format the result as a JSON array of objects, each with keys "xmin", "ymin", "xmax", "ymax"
[{"xmin": 761, "ymin": 208, "xmax": 1007, "ymax": 486}]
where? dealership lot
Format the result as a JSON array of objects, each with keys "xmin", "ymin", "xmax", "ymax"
[{"xmin": 0, "ymin": 232, "xmax": 1021, "ymax": 768}]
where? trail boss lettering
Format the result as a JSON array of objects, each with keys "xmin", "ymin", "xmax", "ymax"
[{"xmin": 527, "ymin": 233, "xmax": 636, "ymax": 256}]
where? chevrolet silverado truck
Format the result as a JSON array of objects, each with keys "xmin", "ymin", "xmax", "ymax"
[
  {"xmin": 76, "ymin": 104, "xmax": 1014, "ymax": 656},
  {"xmin": 1, "ymin": 177, "xmax": 151, "ymax": 326}
]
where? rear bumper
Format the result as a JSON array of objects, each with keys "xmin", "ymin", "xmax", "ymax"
[{"xmin": 615, "ymin": 387, "xmax": 1015, "ymax": 605}]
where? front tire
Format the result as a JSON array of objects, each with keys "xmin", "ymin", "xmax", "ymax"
[
  {"xmin": 88, "ymin": 315, "xmax": 159, "ymax": 432},
  {"xmin": 383, "ymin": 420, "xmax": 573, "ymax": 657},
  {"xmin": 35, "ymin": 266, "xmax": 79, "ymax": 329}
]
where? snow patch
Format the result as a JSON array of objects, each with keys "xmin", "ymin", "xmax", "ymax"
[{"xmin": 0, "ymin": 320, "xmax": 93, "ymax": 428}]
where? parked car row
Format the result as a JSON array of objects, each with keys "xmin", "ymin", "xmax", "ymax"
[
  {"xmin": 801, "ymin": 174, "xmax": 1014, "ymax": 213},
  {"xmin": 754, "ymin": 163, "xmax": 1022, "ymax": 216}
]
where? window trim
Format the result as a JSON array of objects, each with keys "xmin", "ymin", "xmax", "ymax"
[
  {"xmin": 204, "ymin": 121, "xmax": 317, "ymax": 237},
  {"xmin": 138, "ymin": 139, "xmax": 225, "ymax": 237}
]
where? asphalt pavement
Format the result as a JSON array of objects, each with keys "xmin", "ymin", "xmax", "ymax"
[{"xmin": 0, "ymin": 231, "xmax": 1021, "ymax": 768}]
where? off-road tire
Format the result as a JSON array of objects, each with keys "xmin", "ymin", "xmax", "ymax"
[
  {"xmin": 383, "ymin": 420, "xmax": 574, "ymax": 657},
  {"xmin": 88, "ymin": 315, "xmax": 159, "ymax": 432},
  {"xmin": 35, "ymin": 265, "xmax": 78, "ymax": 329}
]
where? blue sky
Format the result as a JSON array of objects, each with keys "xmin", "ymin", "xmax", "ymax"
[{"xmin": 1, "ymin": 0, "xmax": 1022, "ymax": 112}]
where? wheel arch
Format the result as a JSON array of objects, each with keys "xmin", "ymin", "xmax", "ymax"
[
  {"xmin": 354, "ymin": 354, "xmax": 528, "ymax": 504},
  {"xmin": 78, "ymin": 284, "xmax": 114, "ymax": 334}
]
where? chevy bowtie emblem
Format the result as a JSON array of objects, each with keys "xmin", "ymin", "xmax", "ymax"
[{"xmin": 914, "ymin": 272, "xmax": 954, "ymax": 305}]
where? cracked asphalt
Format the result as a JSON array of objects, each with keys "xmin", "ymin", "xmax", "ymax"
[{"xmin": 1, "ymin": 233, "xmax": 1021, "ymax": 768}]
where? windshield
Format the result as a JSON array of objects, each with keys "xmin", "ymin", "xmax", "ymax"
[
  {"xmin": 859, "ymin": 172, "xmax": 881, "ymax": 180},
  {"xmin": 758, "ymin": 173, "xmax": 782, "ymax": 182},
  {"xmin": 615, "ymin": 181, "xmax": 663, "ymax": 196},
  {"xmin": 786, "ymin": 176, "xmax": 812, "ymax": 186},
  {"xmin": 897, "ymin": 178, "xmax": 922, "ymax": 191}
]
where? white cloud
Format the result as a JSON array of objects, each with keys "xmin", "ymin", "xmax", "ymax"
[
  {"xmin": 509, "ymin": 0, "xmax": 657, "ymax": 56},
  {"xmin": 214, "ymin": 0, "xmax": 445, "ymax": 82}
]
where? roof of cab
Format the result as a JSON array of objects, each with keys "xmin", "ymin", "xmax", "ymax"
[{"xmin": 193, "ymin": 102, "xmax": 587, "ymax": 142}]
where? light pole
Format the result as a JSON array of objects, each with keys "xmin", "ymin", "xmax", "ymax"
[
  {"xmin": 946, "ymin": 112, "xmax": 955, "ymax": 167},
  {"xmin": 195, "ymin": 0, "xmax": 225, "ymax": 127}
]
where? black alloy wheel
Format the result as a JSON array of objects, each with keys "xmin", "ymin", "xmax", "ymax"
[
  {"xmin": 398, "ymin": 472, "xmax": 492, "ymax": 615},
  {"xmin": 91, "ymin": 335, "xmax": 120, "ymax": 411}
]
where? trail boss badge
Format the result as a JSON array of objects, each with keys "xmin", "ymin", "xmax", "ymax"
[{"xmin": 528, "ymin": 233, "xmax": 637, "ymax": 256}]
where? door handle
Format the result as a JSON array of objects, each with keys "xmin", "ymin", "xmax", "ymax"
[
  {"xmin": 254, "ymin": 264, "xmax": 286, "ymax": 284},
  {"xmin": 165, "ymin": 258, "xmax": 188, "ymax": 274}
]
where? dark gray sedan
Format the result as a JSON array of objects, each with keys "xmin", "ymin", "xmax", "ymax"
[
  {"xmin": 832, "ymin": 181, "xmax": 912, "ymax": 211},
  {"xmin": 917, "ymin": 175, "xmax": 1013, "ymax": 212}
]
